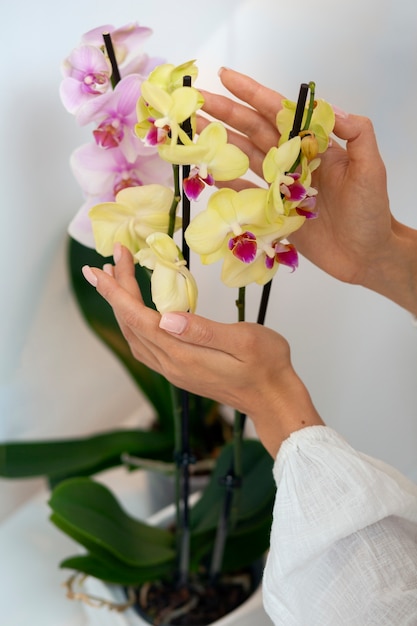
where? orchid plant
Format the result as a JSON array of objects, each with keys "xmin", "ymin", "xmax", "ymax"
[{"xmin": 0, "ymin": 22, "xmax": 335, "ymax": 622}]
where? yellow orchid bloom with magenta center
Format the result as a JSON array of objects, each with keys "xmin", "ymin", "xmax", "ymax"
[
  {"xmin": 136, "ymin": 232, "xmax": 198, "ymax": 314},
  {"xmin": 185, "ymin": 187, "xmax": 269, "ymax": 264},
  {"xmin": 220, "ymin": 217, "xmax": 305, "ymax": 287},
  {"xmin": 277, "ymin": 98, "xmax": 335, "ymax": 154},
  {"xmin": 262, "ymin": 136, "xmax": 304, "ymax": 219},
  {"xmin": 158, "ymin": 122, "xmax": 249, "ymax": 199},
  {"xmin": 135, "ymin": 79, "xmax": 202, "ymax": 147},
  {"xmin": 89, "ymin": 184, "xmax": 180, "ymax": 257}
]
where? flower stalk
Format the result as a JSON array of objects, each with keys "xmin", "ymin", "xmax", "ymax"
[{"xmin": 102, "ymin": 32, "xmax": 121, "ymax": 87}]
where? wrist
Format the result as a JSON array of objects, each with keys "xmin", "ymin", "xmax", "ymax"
[
  {"xmin": 249, "ymin": 367, "xmax": 324, "ymax": 458},
  {"xmin": 362, "ymin": 221, "xmax": 417, "ymax": 316}
]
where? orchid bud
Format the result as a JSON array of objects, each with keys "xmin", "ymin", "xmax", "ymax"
[{"xmin": 299, "ymin": 131, "xmax": 319, "ymax": 160}]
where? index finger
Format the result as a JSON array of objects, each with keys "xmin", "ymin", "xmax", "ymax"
[{"xmin": 217, "ymin": 68, "xmax": 285, "ymax": 123}]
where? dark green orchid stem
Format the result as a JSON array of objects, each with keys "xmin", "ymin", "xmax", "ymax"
[
  {"xmin": 288, "ymin": 81, "xmax": 310, "ymax": 174},
  {"xmin": 174, "ymin": 75, "xmax": 194, "ymax": 588},
  {"xmin": 168, "ymin": 165, "xmax": 181, "ymax": 238},
  {"xmin": 102, "ymin": 33, "xmax": 121, "ymax": 88},
  {"xmin": 257, "ymin": 280, "xmax": 272, "ymax": 326},
  {"xmin": 288, "ymin": 82, "xmax": 309, "ymax": 139},
  {"xmin": 302, "ymin": 81, "xmax": 316, "ymax": 132},
  {"xmin": 209, "ymin": 288, "xmax": 246, "ymax": 581}
]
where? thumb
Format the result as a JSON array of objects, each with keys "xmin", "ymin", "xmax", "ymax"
[
  {"xmin": 333, "ymin": 112, "xmax": 384, "ymax": 168},
  {"xmin": 159, "ymin": 311, "xmax": 237, "ymax": 353}
]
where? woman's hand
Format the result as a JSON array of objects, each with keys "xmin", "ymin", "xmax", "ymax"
[
  {"xmin": 82, "ymin": 244, "xmax": 323, "ymax": 458},
  {"xmin": 200, "ymin": 68, "xmax": 417, "ymax": 314}
]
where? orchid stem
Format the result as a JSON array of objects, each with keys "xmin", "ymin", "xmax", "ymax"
[
  {"xmin": 209, "ymin": 288, "xmax": 246, "ymax": 581},
  {"xmin": 174, "ymin": 75, "xmax": 194, "ymax": 588},
  {"xmin": 289, "ymin": 83, "xmax": 309, "ymax": 139},
  {"xmin": 102, "ymin": 33, "xmax": 121, "ymax": 87},
  {"xmin": 257, "ymin": 280, "xmax": 272, "ymax": 325},
  {"xmin": 302, "ymin": 81, "xmax": 316, "ymax": 131}
]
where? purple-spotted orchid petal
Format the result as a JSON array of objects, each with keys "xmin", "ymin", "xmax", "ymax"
[
  {"xmin": 88, "ymin": 185, "xmax": 179, "ymax": 257},
  {"xmin": 284, "ymin": 156, "xmax": 319, "ymax": 218},
  {"xmin": 277, "ymin": 98, "xmax": 335, "ymax": 154},
  {"xmin": 136, "ymin": 233, "xmax": 198, "ymax": 313},
  {"xmin": 220, "ymin": 216, "xmax": 305, "ymax": 287},
  {"xmin": 60, "ymin": 45, "xmax": 112, "ymax": 114},
  {"xmin": 182, "ymin": 169, "xmax": 210, "ymax": 201}
]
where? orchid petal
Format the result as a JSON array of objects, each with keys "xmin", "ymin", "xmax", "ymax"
[
  {"xmin": 136, "ymin": 233, "xmax": 198, "ymax": 313},
  {"xmin": 88, "ymin": 185, "xmax": 177, "ymax": 256}
]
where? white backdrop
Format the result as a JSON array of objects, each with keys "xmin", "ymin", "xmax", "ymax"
[{"xmin": 1, "ymin": 0, "xmax": 417, "ymax": 520}]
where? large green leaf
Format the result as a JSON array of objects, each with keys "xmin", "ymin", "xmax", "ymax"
[
  {"xmin": 68, "ymin": 237, "xmax": 174, "ymax": 428},
  {"xmin": 59, "ymin": 553, "xmax": 174, "ymax": 585},
  {"xmin": 49, "ymin": 477, "xmax": 175, "ymax": 567},
  {"xmin": 0, "ymin": 428, "xmax": 174, "ymax": 481}
]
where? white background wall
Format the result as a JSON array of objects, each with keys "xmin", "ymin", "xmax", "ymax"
[{"xmin": 1, "ymin": 0, "xmax": 416, "ymax": 520}]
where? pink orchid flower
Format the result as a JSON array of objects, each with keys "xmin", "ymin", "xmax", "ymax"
[
  {"xmin": 76, "ymin": 74, "xmax": 145, "ymax": 161},
  {"xmin": 60, "ymin": 45, "xmax": 112, "ymax": 114},
  {"xmin": 81, "ymin": 22, "xmax": 163, "ymax": 77}
]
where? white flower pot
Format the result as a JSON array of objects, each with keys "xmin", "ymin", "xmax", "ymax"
[{"xmin": 78, "ymin": 501, "xmax": 272, "ymax": 626}]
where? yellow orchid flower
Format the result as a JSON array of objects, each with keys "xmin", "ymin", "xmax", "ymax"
[
  {"xmin": 136, "ymin": 232, "xmax": 198, "ymax": 313},
  {"xmin": 277, "ymin": 98, "xmax": 335, "ymax": 154},
  {"xmin": 262, "ymin": 136, "xmax": 302, "ymax": 219},
  {"xmin": 135, "ymin": 80, "xmax": 202, "ymax": 147},
  {"xmin": 145, "ymin": 60, "xmax": 199, "ymax": 92},
  {"xmin": 89, "ymin": 184, "xmax": 179, "ymax": 257},
  {"xmin": 219, "ymin": 216, "xmax": 305, "ymax": 288},
  {"xmin": 158, "ymin": 122, "xmax": 249, "ymax": 199},
  {"xmin": 185, "ymin": 186, "xmax": 304, "ymax": 287},
  {"xmin": 185, "ymin": 187, "xmax": 270, "ymax": 263}
]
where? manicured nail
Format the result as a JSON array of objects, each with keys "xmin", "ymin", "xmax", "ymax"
[
  {"xmin": 113, "ymin": 242, "xmax": 122, "ymax": 263},
  {"xmin": 82, "ymin": 265, "xmax": 98, "ymax": 287},
  {"xmin": 332, "ymin": 104, "xmax": 349, "ymax": 119},
  {"xmin": 159, "ymin": 313, "xmax": 188, "ymax": 335},
  {"xmin": 103, "ymin": 263, "xmax": 114, "ymax": 277},
  {"xmin": 217, "ymin": 66, "xmax": 230, "ymax": 77}
]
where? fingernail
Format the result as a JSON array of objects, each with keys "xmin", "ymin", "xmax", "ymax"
[
  {"xmin": 159, "ymin": 312, "xmax": 188, "ymax": 335},
  {"xmin": 103, "ymin": 263, "xmax": 114, "ymax": 277},
  {"xmin": 332, "ymin": 104, "xmax": 349, "ymax": 119},
  {"xmin": 82, "ymin": 265, "xmax": 98, "ymax": 287},
  {"xmin": 217, "ymin": 66, "xmax": 230, "ymax": 77},
  {"xmin": 113, "ymin": 242, "xmax": 122, "ymax": 263}
]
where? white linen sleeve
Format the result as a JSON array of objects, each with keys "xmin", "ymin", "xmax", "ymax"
[{"xmin": 262, "ymin": 425, "xmax": 417, "ymax": 626}]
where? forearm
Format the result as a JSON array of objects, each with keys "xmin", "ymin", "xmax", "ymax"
[{"xmin": 361, "ymin": 219, "xmax": 417, "ymax": 317}]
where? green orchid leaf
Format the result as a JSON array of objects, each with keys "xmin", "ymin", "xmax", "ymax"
[
  {"xmin": 68, "ymin": 236, "xmax": 174, "ymax": 428},
  {"xmin": 60, "ymin": 552, "xmax": 174, "ymax": 585},
  {"xmin": 51, "ymin": 509, "xmax": 175, "ymax": 585},
  {"xmin": 190, "ymin": 439, "xmax": 275, "ymax": 533},
  {"xmin": 187, "ymin": 439, "xmax": 275, "ymax": 570},
  {"xmin": 0, "ymin": 428, "xmax": 174, "ymax": 481},
  {"xmin": 49, "ymin": 477, "xmax": 175, "ymax": 568}
]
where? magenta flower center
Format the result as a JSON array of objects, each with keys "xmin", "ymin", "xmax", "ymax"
[
  {"xmin": 113, "ymin": 173, "xmax": 143, "ymax": 196},
  {"xmin": 93, "ymin": 119, "xmax": 124, "ymax": 149},
  {"xmin": 83, "ymin": 72, "xmax": 109, "ymax": 95},
  {"xmin": 228, "ymin": 231, "xmax": 257, "ymax": 263}
]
